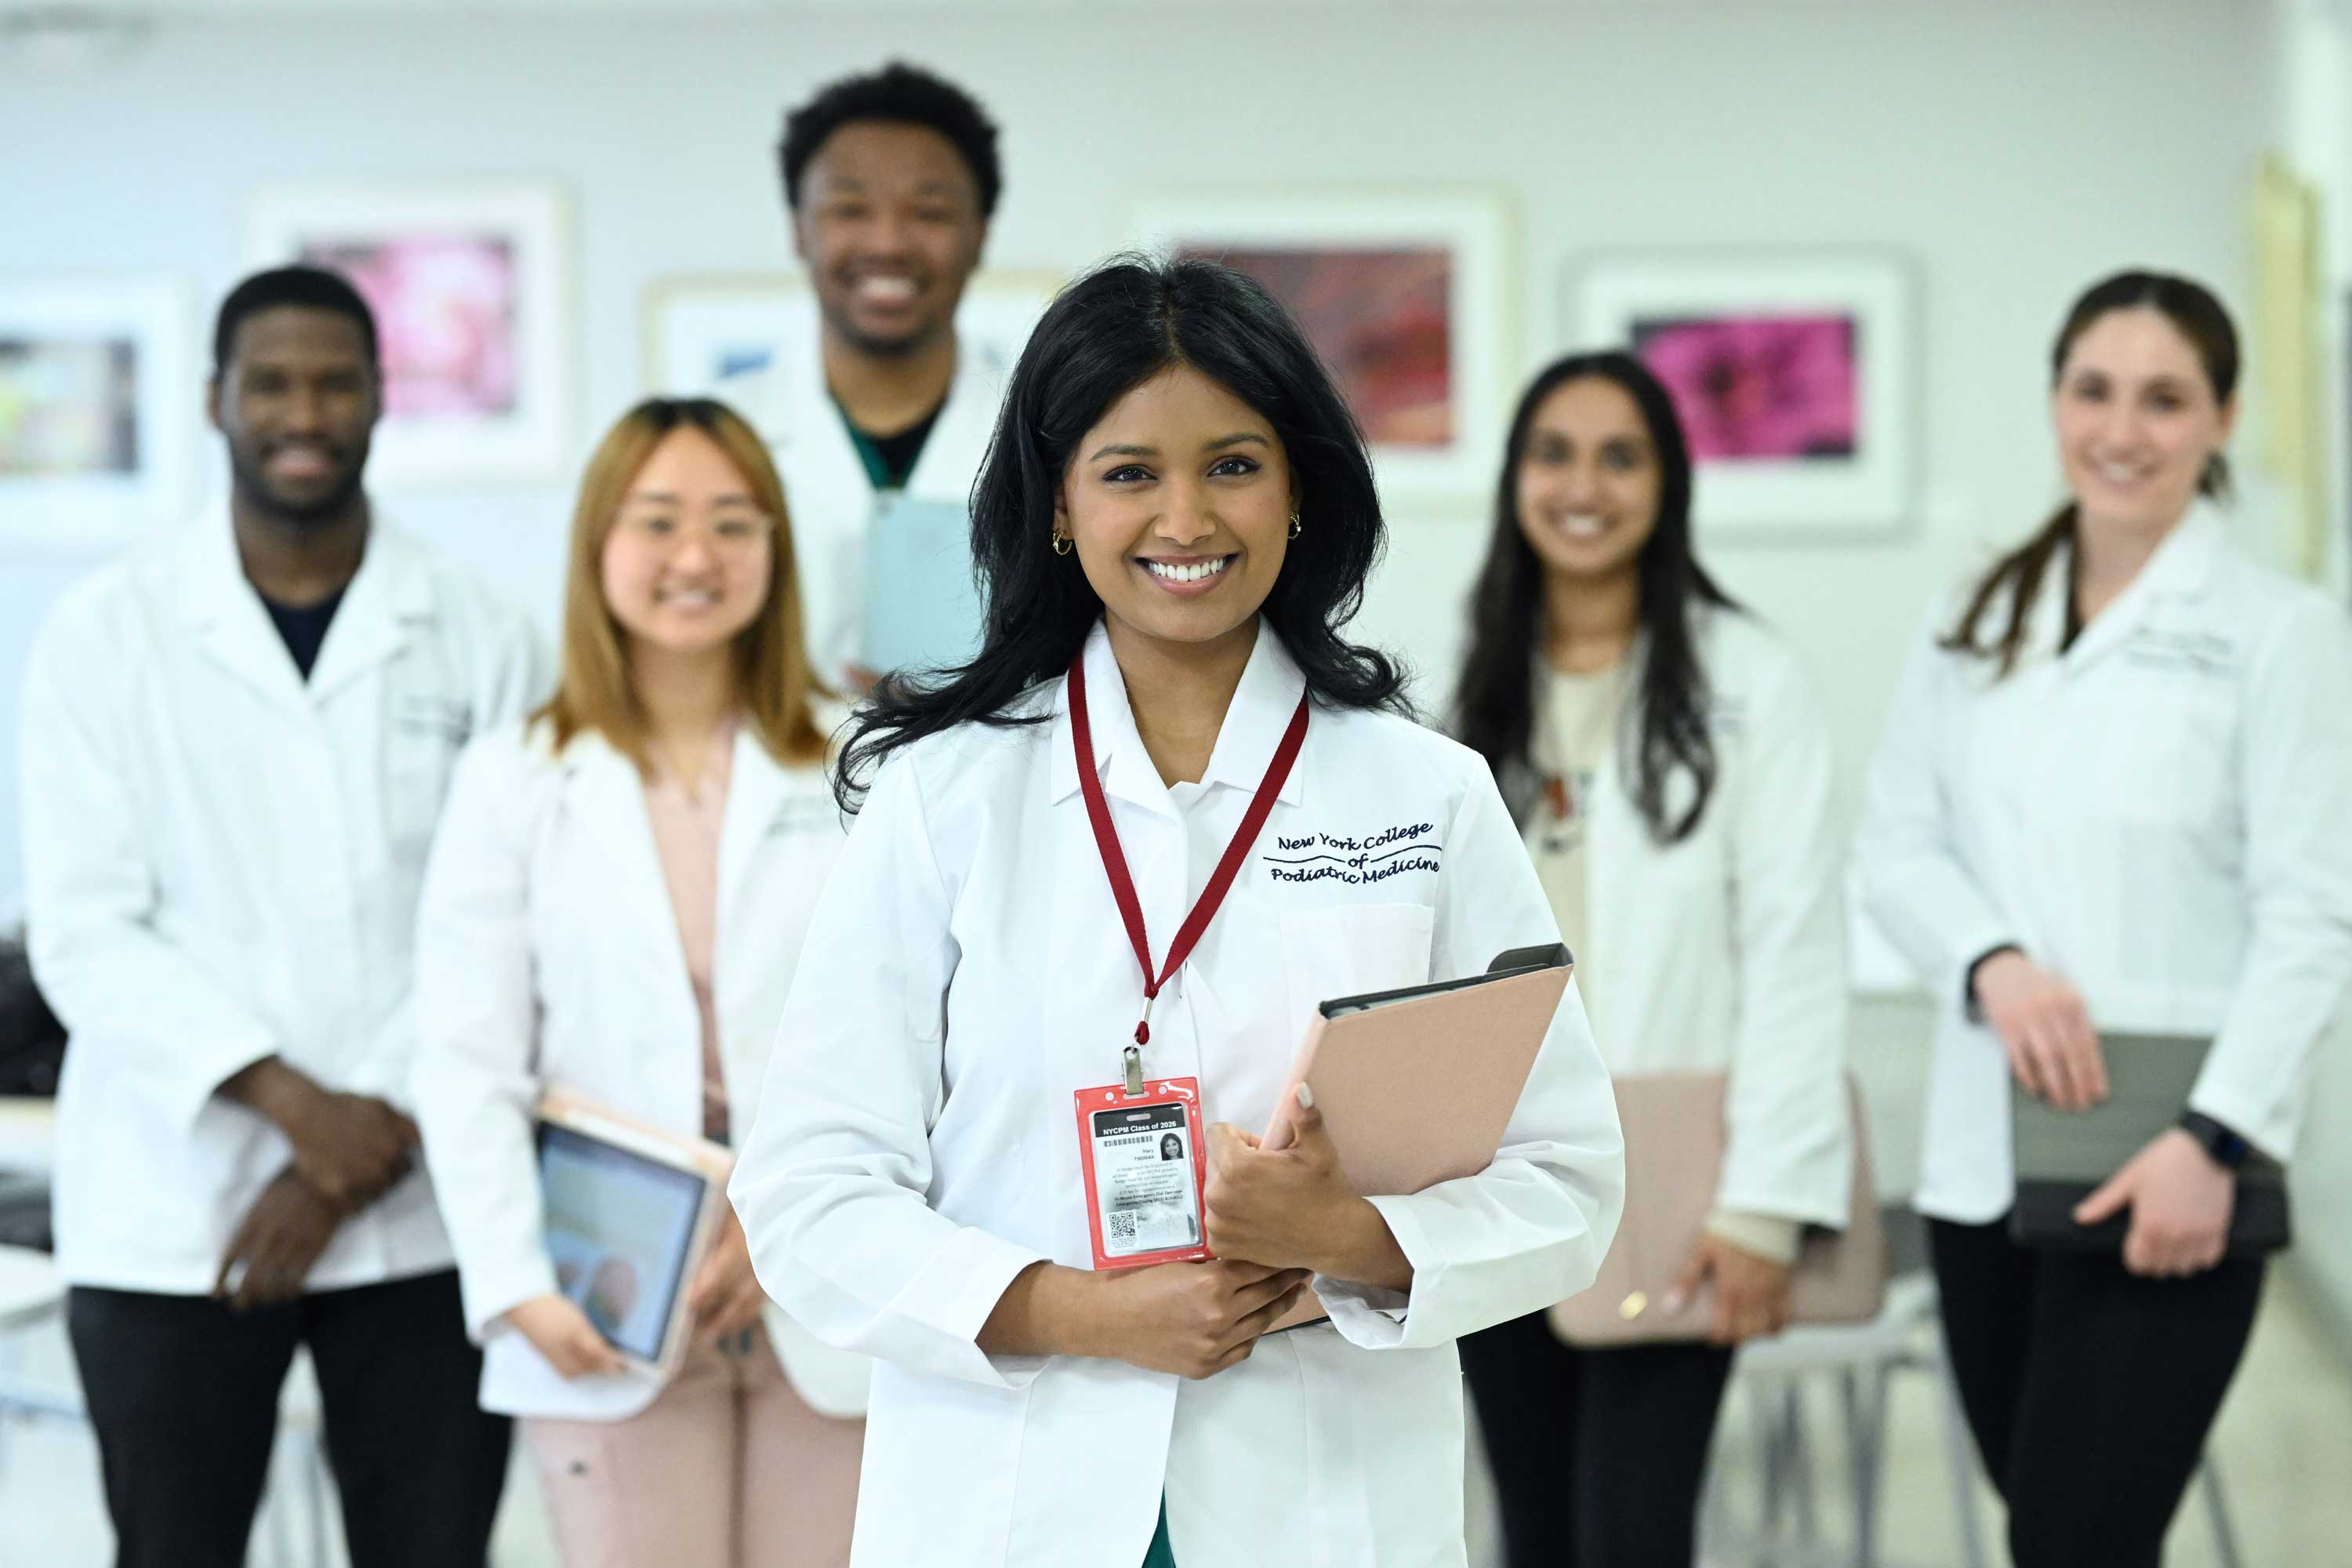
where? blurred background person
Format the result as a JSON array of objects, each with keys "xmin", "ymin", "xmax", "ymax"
[
  {"xmin": 414, "ymin": 397, "xmax": 867, "ymax": 1568},
  {"xmin": 1452, "ymin": 351, "xmax": 1852, "ymax": 1568},
  {"xmin": 19, "ymin": 264, "xmax": 542, "ymax": 1568},
  {"xmin": 1858, "ymin": 270, "xmax": 2352, "ymax": 1568},
  {"xmin": 742, "ymin": 60, "xmax": 1006, "ymax": 692}
]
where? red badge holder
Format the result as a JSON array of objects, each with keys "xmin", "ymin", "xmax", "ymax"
[{"xmin": 1073, "ymin": 1075, "xmax": 1211, "ymax": 1269}]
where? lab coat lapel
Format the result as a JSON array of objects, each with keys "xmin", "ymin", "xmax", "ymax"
[
  {"xmin": 307, "ymin": 520, "xmax": 430, "ymax": 702},
  {"xmin": 178, "ymin": 500, "xmax": 311, "ymax": 713},
  {"xmin": 716, "ymin": 726, "xmax": 790, "ymax": 928},
  {"xmin": 902, "ymin": 336, "xmax": 1000, "ymax": 508},
  {"xmin": 771, "ymin": 325, "xmax": 876, "ymax": 516},
  {"xmin": 561, "ymin": 732, "xmax": 698, "ymax": 1018},
  {"xmin": 2060, "ymin": 503, "xmax": 2225, "ymax": 677}
]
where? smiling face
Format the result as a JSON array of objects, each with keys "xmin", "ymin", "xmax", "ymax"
[
  {"xmin": 598, "ymin": 427, "xmax": 776, "ymax": 660},
  {"xmin": 209, "ymin": 305, "xmax": 380, "ymax": 525},
  {"xmin": 1057, "ymin": 364, "xmax": 1294, "ymax": 663},
  {"xmin": 791, "ymin": 120, "xmax": 987, "ymax": 358},
  {"xmin": 1512, "ymin": 375, "xmax": 1663, "ymax": 585},
  {"xmin": 2052, "ymin": 305, "xmax": 2234, "ymax": 538}
]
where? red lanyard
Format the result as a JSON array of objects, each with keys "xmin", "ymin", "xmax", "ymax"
[{"xmin": 1068, "ymin": 648, "xmax": 1309, "ymax": 1091}]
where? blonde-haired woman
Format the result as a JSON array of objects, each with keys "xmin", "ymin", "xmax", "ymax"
[{"xmin": 414, "ymin": 397, "xmax": 866, "ymax": 1566}]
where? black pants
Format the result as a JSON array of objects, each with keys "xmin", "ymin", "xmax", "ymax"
[
  {"xmin": 67, "ymin": 1269, "xmax": 512, "ymax": 1568},
  {"xmin": 1459, "ymin": 1309, "xmax": 1734, "ymax": 1567},
  {"xmin": 1929, "ymin": 1215, "xmax": 2265, "ymax": 1568}
]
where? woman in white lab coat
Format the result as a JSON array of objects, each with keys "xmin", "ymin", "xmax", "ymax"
[
  {"xmin": 412, "ymin": 397, "xmax": 866, "ymax": 1568},
  {"xmin": 1859, "ymin": 271, "xmax": 2352, "ymax": 1568},
  {"xmin": 728, "ymin": 256, "xmax": 1627, "ymax": 1568},
  {"xmin": 1449, "ymin": 351, "xmax": 1851, "ymax": 1567}
]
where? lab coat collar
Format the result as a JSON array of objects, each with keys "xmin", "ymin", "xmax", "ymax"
[
  {"xmin": 1048, "ymin": 618, "xmax": 1310, "ymax": 815},
  {"xmin": 764, "ymin": 312, "xmax": 997, "ymax": 508},
  {"xmin": 176, "ymin": 494, "xmax": 436, "ymax": 710},
  {"xmin": 2056, "ymin": 499, "xmax": 2227, "ymax": 673},
  {"xmin": 554, "ymin": 719, "xmax": 804, "ymax": 936}
]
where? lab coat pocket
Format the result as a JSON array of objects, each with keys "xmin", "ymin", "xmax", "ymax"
[{"xmin": 1277, "ymin": 903, "xmax": 1436, "ymax": 1034}]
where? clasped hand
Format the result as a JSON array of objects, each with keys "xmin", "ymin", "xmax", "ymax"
[{"xmin": 214, "ymin": 1074, "xmax": 420, "ymax": 1310}]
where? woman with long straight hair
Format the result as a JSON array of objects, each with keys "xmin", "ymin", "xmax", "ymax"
[
  {"xmin": 1859, "ymin": 271, "xmax": 2352, "ymax": 1566},
  {"xmin": 1453, "ymin": 352, "xmax": 1853, "ymax": 1566},
  {"xmin": 413, "ymin": 397, "xmax": 867, "ymax": 1567},
  {"xmin": 728, "ymin": 256, "xmax": 1625, "ymax": 1567}
]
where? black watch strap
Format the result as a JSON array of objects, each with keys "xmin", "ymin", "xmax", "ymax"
[{"xmin": 2178, "ymin": 1110, "xmax": 2250, "ymax": 1171}]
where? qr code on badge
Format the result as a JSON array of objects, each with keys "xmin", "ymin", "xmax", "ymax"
[{"xmin": 1108, "ymin": 1210, "xmax": 1137, "ymax": 1243}]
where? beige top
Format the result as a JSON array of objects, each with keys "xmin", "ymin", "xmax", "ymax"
[
  {"xmin": 642, "ymin": 720, "xmax": 736, "ymax": 1143},
  {"xmin": 1526, "ymin": 659, "xmax": 1632, "ymax": 984},
  {"xmin": 1525, "ymin": 660, "xmax": 1799, "ymax": 1267}
]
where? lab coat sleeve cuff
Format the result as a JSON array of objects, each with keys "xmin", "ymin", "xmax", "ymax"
[
  {"xmin": 2183, "ymin": 1082, "xmax": 2290, "ymax": 1167},
  {"xmin": 460, "ymin": 1254, "xmax": 563, "ymax": 1346},
  {"xmin": 1317, "ymin": 1193, "xmax": 1438, "ymax": 1351},
  {"xmin": 891, "ymin": 1225, "xmax": 1052, "ymax": 1389},
  {"xmin": 186, "ymin": 1031, "xmax": 285, "ymax": 1133},
  {"xmin": 1704, "ymin": 1210, "xmax": 1805, "ymax": 1267}
]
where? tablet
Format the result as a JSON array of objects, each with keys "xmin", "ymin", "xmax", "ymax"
[{"xmin": 535, "ymin": 1093, "xmax": 734, "ymax": 1376}]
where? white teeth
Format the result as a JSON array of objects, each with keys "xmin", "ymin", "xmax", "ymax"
[
  {"xmin": 855, "ymin": 275, "xmax": 917, "ymax": 303},
  {"xmin": 661, "ymin": 589, "xmax": 718, "ymax": 608},
  {"xmin": 1560, "ymin": 516, "xmax": 1606, "ymax": 539},
  {"xmin": 1144, "ymin": 557, "xmax": 1230, "ymax": 584}
]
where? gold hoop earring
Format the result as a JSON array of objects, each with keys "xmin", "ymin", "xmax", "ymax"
[
  {"xmin": 1287, "ymin": 510, "xmax": 1302, "ymax": 541},
  {"xmin": 1051, "ymin": 531, "xmax": 1074, "ymax": 557}
]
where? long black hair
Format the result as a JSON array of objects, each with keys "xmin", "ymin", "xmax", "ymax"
[
  {"xmin": 1452, "ymin": 351, "xmax": 1737, "ymax": 844},
  {"xmin": 833, "ymin": 254, "xmax": 1409, "ymax": 809},
  {"xmin": 1943, "ymin": 269, "xmax": 2239, "ymax": 675}
]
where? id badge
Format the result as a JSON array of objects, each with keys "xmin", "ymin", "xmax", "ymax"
[{"xmin": 1072, "ymin": 1076, "xmax": 1211, "ymax": 1269}]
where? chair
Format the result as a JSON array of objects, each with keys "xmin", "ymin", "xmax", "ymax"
[{"xmin": 1701, "ymin": 1207, "xmax": 2248, "ymax": 1568}]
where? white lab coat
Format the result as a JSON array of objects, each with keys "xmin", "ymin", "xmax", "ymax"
[
  {"xmin": 1504, "ymin": 608, "xmax": 1852, "ymax": 1229},
  {"xmin": 411, "ymin": 717, "xmax": 871, "ymax": 1421},
  {"xmin": 1858, "ymin": 502, "xmax": 2352, "ymax": 1222},
  {"xmin": 20, "ymin": 501, "xmax": 545, "ymax": 1294},
  {"xmin": 732, "ymin": 326, "xmax": 1005, "ymax": 689},
  {"xmin": 730, "ymin": 619, "xmax": 1625, "ymax": 1568}
]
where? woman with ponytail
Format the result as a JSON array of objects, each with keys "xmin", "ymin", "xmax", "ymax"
[{"xmin": 1859, "ymin": 271, "xmax": 2352, "ymax": 1567}]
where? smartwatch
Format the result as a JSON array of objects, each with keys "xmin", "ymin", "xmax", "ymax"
[{"xmin": 2177, "ymin": 1110, "xmax": 2250, "ymax": 1171}]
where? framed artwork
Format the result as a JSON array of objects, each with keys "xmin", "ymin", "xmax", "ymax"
[
  {"xmin": 1127, "ymin": 188, "xmax": 1515, "ymax": 497},
  {"xmin": 242, "ymin": 180, "xmax": 572, "ymax": 485},
  {"xmin": 0, "ymin": 275, "xmax": 194, "ymax": 547},
  {"xmin": 1572, "ymin": 251, "xmax": 1917, "ymax": 535},
  {"xmin": 642, "ymin": 270, "xmax": 1064, "ymax": 401}
]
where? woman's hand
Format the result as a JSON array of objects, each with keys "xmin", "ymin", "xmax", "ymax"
[
  {"xmin": 505, "ymin": 1294, "xmax": 626, "ymax": 1379},
  {"xmin": 1091, "ymin": 1260, "xmax": 1312, "ymax": 1378},
  {"xmin": 2073, "ymin": 1128, "xmax": 2236, "ymax": 1277},
  {"xmin": 1974, "ymin": 951, "xmax": 2108, "ymax": 1112},
  {"xmin": 689, "ymin": 1210, "xmax": 768, "ymax": 1345},
  {"xmin": 1665, "ymin": 1233, "xmax": 1794, "ymax": 1345},
  {"xmin": 977, "ymin": 1259, "xmax": 1310, "ymax": 1379},
  {"xmin": 1203, "ymin": 1088, "xmax": 1413, "ymax": 1292}
]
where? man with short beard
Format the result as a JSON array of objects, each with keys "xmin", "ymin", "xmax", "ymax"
[
  {"xmin": 19, "ymin": 265, "xmax": 544, "ymax": 1568},
  {"xmin": 742, "ymin": 60, "xmax": 1006, "ymax": 692}
]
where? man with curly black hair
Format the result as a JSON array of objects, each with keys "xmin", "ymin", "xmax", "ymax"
[{"xmin": 746, "ymin": 60, "xmax": 1009, "ymax": 692}]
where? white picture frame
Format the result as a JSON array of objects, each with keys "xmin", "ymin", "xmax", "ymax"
[
  {"xmin": 242, "ymin": 180, "xmax": 572, "ymax": 485},
  {"xmin": 642, "ymin": 270, "xmax": 1063, "ymax": 403},
  {"xmin": 1125, "ymin": 188, "xmax": 1515, "ymax": 500},
  {"xmin": 1571, "ymin": 250, "xmax": 1917, "ymax": 536},
  {"xmin": 0, "ymin": 274, "xmax": 195, "ymax": 549}
]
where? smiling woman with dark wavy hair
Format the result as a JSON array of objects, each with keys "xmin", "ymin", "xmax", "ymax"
[{"xmin": 729, "ymin": 254, "xmax": 1625, "ymax": 1568}]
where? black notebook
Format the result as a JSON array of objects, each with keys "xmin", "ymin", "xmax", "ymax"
[{"xmin": 2009, "ymin": 1033, "xmax": 2288, "ymax": 1257}]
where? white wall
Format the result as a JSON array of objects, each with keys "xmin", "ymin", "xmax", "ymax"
[{"xmin": 0, "ymin": 0, "xmax": 2278, "ymax": 918}]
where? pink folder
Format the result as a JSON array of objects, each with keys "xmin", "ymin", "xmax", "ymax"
[{"xmin": 1256, "ymin": 945, "xmax": 1574, "ymax": 1330}]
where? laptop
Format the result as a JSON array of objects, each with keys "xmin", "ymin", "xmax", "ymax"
[{"xmin": 2009, "ymin": 1032, "xmax": 2289, "ymax": 1256}]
